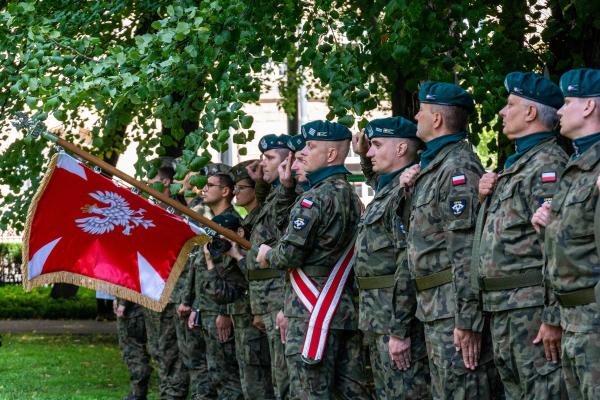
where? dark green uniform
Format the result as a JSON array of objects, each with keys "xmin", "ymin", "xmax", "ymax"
[
  {"xmin": 474, "ymin": 135, "xmax": 568, "ymax": 399},
  {"xmin": 267, "ymin": 165, "xmax": 373, "ymax": 399},
  {"xmin": 355, "ymin": 156, "xmax": 430, "ymax": 399},
  {"xmin": 545, "ymin": 135, "xmax": 600, "ymax": 400},
  {"xmin": 407, "ymin": 137, "xmax": 499, "ymax": 399}
]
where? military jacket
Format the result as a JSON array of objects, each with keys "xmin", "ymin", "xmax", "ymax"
[
  {"xmin": 203, "ymin": 259, "xmax": 248, "ymax": 306},
  {"xmin": 407, "ymin": 140, "xmax": 484, "ymax": 330},
  {"xmin": 355, "ymin": 157, "xmax": 419, "ymax": 338},
  {"xmin": 244, "ymin": 183, "xmax": 297, "ymax": 315},
  {"xmin": 546, "ymin": 139, "xmax": 600, "ymax": 333},
  {"xmin": 476, "ymin": 138, "xmax": 567, "ymax": 312},
  {"xmin": 192, "ymin": 206, "xmax": 240, "ymax": 316},
  {"xmin": 268, "ymin": 172, "xmax": 360, "ymax": 330}
]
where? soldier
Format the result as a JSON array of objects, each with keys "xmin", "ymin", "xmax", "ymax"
[
  {"xmin": 474, "ymin": 72, "xmax": 568, "ymax": 399},
  {"xmin": 257, "ymin": 120, "xmax": 373, "ymax": 399},
  {"xmin": 352, "ymin": 117, "xmax": 431, "ymax": 399},
  {"xmin": 399, "ymin": 82, "xmax": 499, "ymax": 399},
  {"xmin": 531, "ymin": 68, "xmax": 600, "ymax": 400},
  {"xmin": 189, "ymin": 173, "xmax": 243, "ymax": 400},
  {"xmin": 143, "ymin": 165, "xmax": 189, "ymax": 400},
  {"xmin": 241, "ymin": 134, "xmax": 296, "ymax": 400},
  {"xmin": 226, "ymin": 161, "xmax": 276, "ymax": 399},
  {"xmin": 115, "ymin": 300, "xmax": 153, "ymax": 400}
]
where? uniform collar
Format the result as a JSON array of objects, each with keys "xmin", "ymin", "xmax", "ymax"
[
  {"xmin": 572, "ymin": 132, "xmax": 600, "ymax": 160},
  {"xmin": 504, "ymin": 131, "xmax": 557, "ymax": 169},
  {"xmin": 376, "ymin": 162, "xmax": 415, "ymax": 192},
  {"xmin": 419, "ymin": 131, "xmax": 467, "ymax": 169},
  {"xmin": 306, "ymin": 164, "xmax": 350, "ymax": 187},
  {"xmin": 271, "ymin": 177, "xmax": 281, "ymax": 188}
]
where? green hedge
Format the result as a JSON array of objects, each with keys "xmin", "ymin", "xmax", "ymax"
[
  {"xmin": 0, "ymin": 285, "xmax": 97, "ymax": 319},
  {"xmin": 0, "ymin": 242, "xmax": 22, "ymax": 265}
]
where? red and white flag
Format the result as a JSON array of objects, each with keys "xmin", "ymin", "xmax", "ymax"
[{"xmin": 22, "ymin": 152, "xmax": 209, "ymax": 311}]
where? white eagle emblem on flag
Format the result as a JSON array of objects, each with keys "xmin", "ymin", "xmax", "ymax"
[{"xmin": 76, "ymin": 190, "xmax": 155, "ymax": 235}]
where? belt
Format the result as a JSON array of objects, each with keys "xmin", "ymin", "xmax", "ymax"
[
  {"xmin": 247, "ymin": 269, "xmax": 281, "ymax": 281},
  {"xmin": 415, "ymin": 268, "xmax": 452, "ymax": 291},
  {"xmin": 556, "ymin": 287, "xmax": 596, "ymax": 307},
  {"xmin": 300, "ymin": 265, "xmax": 331, "ymax": 277},
  {"xmin": 357, "ymin": 274, "xmax": 395, "ymax": 290},
  {"xmin": 481, "ymin": 269, "xmax": 543, "ymax": 291}
]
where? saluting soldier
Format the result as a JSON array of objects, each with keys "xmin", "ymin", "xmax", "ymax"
[
  {"xmin": 531, "ymin": 68, "xmax": 600, "ymax": 400},
  {"xmin": 475, "ymin": 72, "xmax": 568, "ymax": 399},
  {"xmin": 399, "ymin": 82, "xmax": 499, "ymax": 399},
  {"xmin": 352, "ymin": 117, "xmax": 431, "ymax": 399},
  {"xmin": 241, "ymin": 134, "xmax": 297, "ymax": 400},
  {"xmin": 257, "ymin": 121, "xmax": 373, "ymax": 399}
]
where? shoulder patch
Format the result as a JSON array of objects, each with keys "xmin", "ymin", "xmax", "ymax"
[
  {"xmin": 541, "ymin": 171, "xmax": 556, "ymax": 183},
  {"xmin": 452, "ymin": 174, "xmax": 466, "ymax": 185},
  {"xmin": 292, "ymin": 216, "xmax": 309, "ymax": 230},
  {"xmin": 450, "ymin": 199, "xmax": 466, "ymax": 216},
  {"xmin": 300, "ymin": 198, "xmax": 314, "ymax": 208}
]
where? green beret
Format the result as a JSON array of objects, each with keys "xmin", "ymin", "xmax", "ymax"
[
  {"xmin": 258, "ymin": 134, "xmax": 289, "ymax": 153},
  {"xmin": 212, "ymin": 213, "xmax": 241, "ymax": 231},
  {"xmin": 418, "ymin": 81, "xmax": 475, "ymax": 112},
  {"xmin": 287, "ymin": 134, "xmax": 306, "ymax": 152},
  {"xmin": 365, "ymin": 117, "xmax": 417, "ymax": 140},
  {"xmin": 560, "ymin": 68, "xmax": 600, "ymax": 98},
  {"xmin": 504, "ymin": 72, "xmax": 563, "ymax": 109},
  {"xmin": 203, "ymin": 163, "xmax": 230, "ymax": 176},
  {"xmin": 229, "ymin": 160, "xmax": 256, "ymax": 183},
  {"xmin": 301, "ymin": 120, "xmax": 352, "ymax": 141}
]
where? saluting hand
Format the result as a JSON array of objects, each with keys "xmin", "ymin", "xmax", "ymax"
[
  {"xmin": 531, "ymin": 202, "xmax": 551, "ymax": 233},
  {"xmin": 279, "ymin": 152, "xmax": 295, "ymax": 188},
  {"xmin": 388, "ymin": 335, "xmax": 412, "ymax": 371},
  {"xmin": 399, "ymin": 164, "xmax": 420, "ymax": 190},
  {"xmin": 352, "ymin": 129, "xmax": 369, "ymax": 156},
  {"xmin": 246, "ymin": 160, "xmax": 264, "ymax": 182},
  {"xmin": 478, "ymin": 172, "xmax": 498, "ymax": 203}
]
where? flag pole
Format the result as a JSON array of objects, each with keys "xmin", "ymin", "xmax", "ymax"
[{"xmin": 39, "ymin": 130, "xmax": 252, "ymax": 249}]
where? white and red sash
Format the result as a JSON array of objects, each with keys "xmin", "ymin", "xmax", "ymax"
[{"xmin": 289, "ymin": 244, "xmax": 356, "ymax": 363}]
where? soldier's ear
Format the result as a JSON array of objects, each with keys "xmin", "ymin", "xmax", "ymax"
[
  {"xmin": 583, "ymin": 98, "xmax": 598, "ymax": 118},
  {"xmin": 525, "ymin": 103, "xmax": 537, "ymax": 122},
  {"xmin": 396, "ymin": 141, "xmax": 408, "ymax": 158}
]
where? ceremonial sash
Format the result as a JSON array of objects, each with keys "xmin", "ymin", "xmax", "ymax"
[{"xmin": 289, "ymin": 244, "xmax": 356, "ymax": 363}]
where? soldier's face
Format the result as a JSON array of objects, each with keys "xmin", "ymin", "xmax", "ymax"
[
  {"xmin": 233, "ymin": 178, "xmax": 255, "ymax": 207},
  {"xmin": 292, "ymin": 152, "xmax": 307, "ymax": 183},
  {"xmin": 301, "ymin": 140, "xmax": 330, "ymax": 173},
  {"xmin": 557, "ymin": 97, "xmax": 588, "ymax": 139},
  {"xmin": 200, "ymin": 175, "xmax": 225, "ymax": 205},
  {"xmin": 366, "ymin": 137, "xmax": 396, "ymax": 173},
  {"xmin": 260, "ymin": 149, "xmax": 285, "ymax": 183},
  {"xmin": 499, "ymin": 94, "xmax": 529, "ymax": 139},
  {"xmin": 415, "ymin": 103, "xmax": 434, "ymax": 141}
]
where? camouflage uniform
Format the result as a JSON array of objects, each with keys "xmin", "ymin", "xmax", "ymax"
[
  {"xmin": 474, "ymin": 135, "xmax": 568, "ymax": 399},
  {"xmin": 407, "ymin": 138, "xmax": 499, "ymax": 399},
  {"xmin": 178, "ymin": 250, "xmax": 216, "ymax": 400},
  {"xmin": 116, "ymin": 301, "xmax": 152, "ymax": 399},
  {"xmin": 193, "ymin": 206, "xmax": 243, "ymax": 400},
  {"xmin": 355, "ymin": 156, "xmax": 430, "ymax": 399},
  {"xmin": 545, "ymin": 136, "xmax": 600, "ymax": 400},
  {"xmin": 243, "ymin": 182, "xmax": 297, "ymax": 399},
  {"xmin": 267, "ymin": 165, "xmax": 373, "ymax": 399}
]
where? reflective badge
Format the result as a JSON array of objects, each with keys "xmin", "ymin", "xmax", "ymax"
[
  {"xmin": 293, "ymin": 216, "xmax": 309, "ymax": 230},
  {"xmin": 539, "ymin": 196, "xmax": 553, "ymax": 206},
  {"xmin": 451, "ymin": 200, "xmax": 466, "ymax": 216}
]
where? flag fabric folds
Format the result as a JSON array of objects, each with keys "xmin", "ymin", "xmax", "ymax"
[{"xmin": 22, "ymin": 152, "xmax": 209, "ymax": 311}]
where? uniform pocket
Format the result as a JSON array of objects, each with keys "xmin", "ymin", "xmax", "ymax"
[{"xmin": 246, "ymin": 332, "xmax": 271, "ymax": 366}]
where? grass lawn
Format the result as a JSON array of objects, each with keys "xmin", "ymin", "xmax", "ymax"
[{"xmin": 0, "ymin": 334, "xmax": 159, "ymax": 400}]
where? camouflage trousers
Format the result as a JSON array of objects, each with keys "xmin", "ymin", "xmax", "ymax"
[
  {"xmin": 561, "ymin": 329, "xmax": 600, "ymax": 400},
  {"xmin": 200, "ymin": 314, "xmax": 243, "ymax": 400},
  {"xmin": 261, "ymin": 310, "xmax": 290, "ymax": 400},
  {"xmin": 232, "ymin": 314, "xmax": 275, "ymax": 399},
  {"xmin": 490, "ymin": 307, "xmax": 566, "ymax": 400},
  {"xmin": 174, "ymin": 314, "xmax": 216, "ymax": 400},
  {"xmin": 144, "ymin": 304, "xmax": 189, "ymax": 400},
  {"xmin": 366, "ymin": 332, "xmax": 431, "ymax": 399},
  {"xmin": 285, "ymin": 317, "xmax": 374, "ymax": 400},
  {"xmin": 116, "ymin": 309, "xmax": 152, "ymax": 398},
  {"xmin": 423, "ymin": 317, "xmax": 503, "ymax": 400}
]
